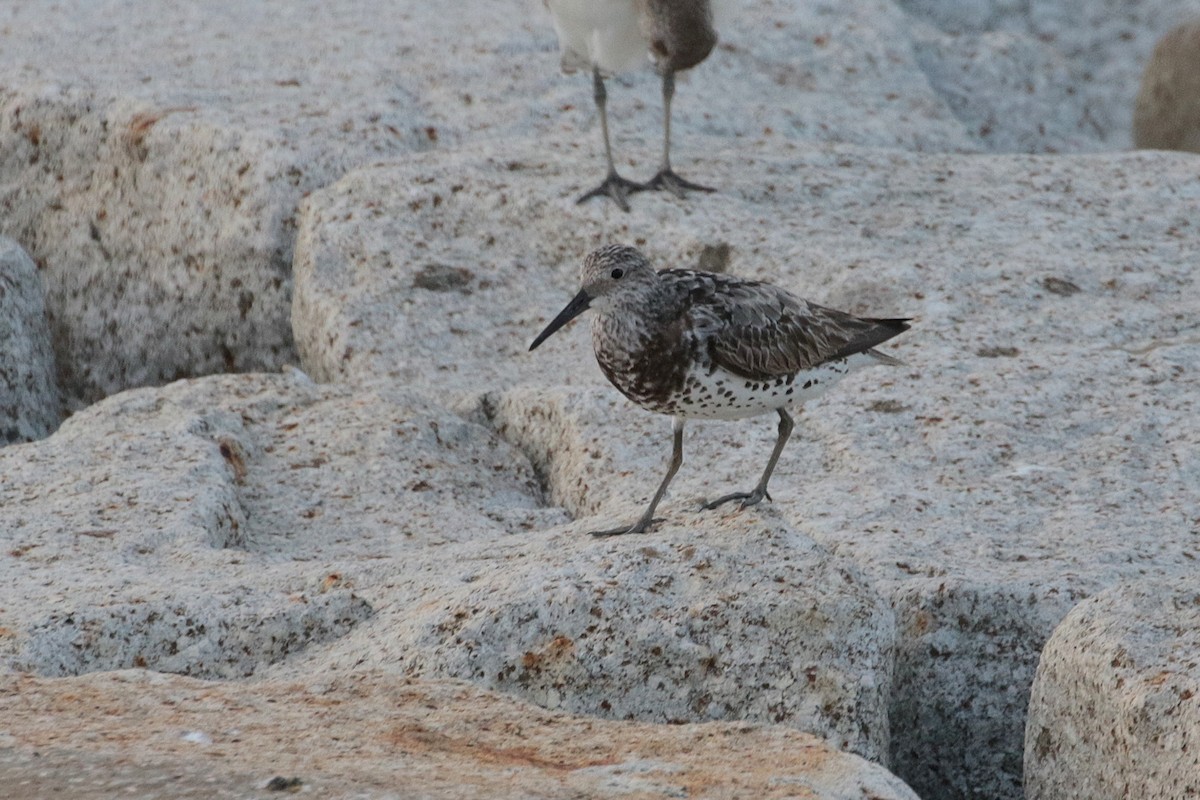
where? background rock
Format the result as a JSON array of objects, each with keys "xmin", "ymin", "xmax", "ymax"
[
  {"xmin": 1025, "ymin": 577, "xmax": 1200, "ymax": 800},
  {"xmin": 907, "ymin": 24, "xmax": 1098, "ymax": 153},
  {"xmin": 1133, "ymin": 17, "xmax": 1200, "ymax": 152},
  {"xmin": 0, "ymin": 0, "xmax": 1194, "ymax": 406},
  {"xmin": 896, "ymin": 0, "xmax": 1197, "ymax": 148},
  {"xmin": 0, "ymin": 236, "xmax": 60, "ymax": 443}
]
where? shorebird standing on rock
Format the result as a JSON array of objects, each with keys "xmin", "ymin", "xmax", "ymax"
[
  {"xmin": 529, "ymin": 245, "xmax": 911, "ymax": 536},
  {"xmin": 544, "ymin": 0, "xmax": 721, "ymax": 211}
]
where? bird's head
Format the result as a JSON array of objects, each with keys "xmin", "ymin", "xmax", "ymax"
[{"xmin": 529, "ymin": 245, "xmax": 657, "ymax": 350}]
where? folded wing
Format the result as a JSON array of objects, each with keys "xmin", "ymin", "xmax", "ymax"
[{"xmin": 666, "ymin": 269, "xmax": 910, "ymax": 381}]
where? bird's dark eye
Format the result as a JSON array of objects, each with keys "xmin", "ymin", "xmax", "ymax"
[{"xmin": 611, "ymin": 268, "xmax": 624, "ymax": 279}]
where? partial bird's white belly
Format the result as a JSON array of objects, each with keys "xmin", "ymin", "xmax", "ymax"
[
  {"xmin": 545, "ymin": 0, "xmax": 646, "ymax": 74},
  {"xmin": 674, "ymin": 354, "xmax": 879, "ymax": 420}
]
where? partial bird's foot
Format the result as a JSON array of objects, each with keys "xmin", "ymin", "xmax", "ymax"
[
  {"xmin": 589, "ymin": 516, "xmax": 661, "ymax": 537},
  {"xmin": 702, "ymin": 487, "xmax": 771, "ymax": 511},
  {"xmin": 577, "ymin": 171, "xmax": 645, "ymax": 212},
  {"xmin": 637, "ymin": 168, "xmax": 716, "ymax": 199}
]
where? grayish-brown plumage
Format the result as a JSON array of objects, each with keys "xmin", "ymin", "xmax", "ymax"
[
  {"xmin": 530, "ymin": 245, "xmax": 912, "ymax": 536},
  {"xmin": 544, "ymin": 0, "xmax": 720, "ymax": 211}
]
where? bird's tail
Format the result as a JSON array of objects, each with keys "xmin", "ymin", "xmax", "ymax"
[
  {"xmin": 863, "ymin": 317, "xmax": 912, "ymax": 366},
  {"xmin": 867, "ymin": 349, "xmax": 906, "ymax": 367}
]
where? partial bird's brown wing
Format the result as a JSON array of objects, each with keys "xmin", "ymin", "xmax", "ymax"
[{"xmin": 662, "ymin": 269, "xmax": 909, "ymax": 381}]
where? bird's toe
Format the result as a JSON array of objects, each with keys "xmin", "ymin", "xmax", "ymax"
[
  {"xmin": 577, "ymin": 172, "xmax": 645, "ymax": 212},
  {"xmin": 637, "ymin": 168, "xmax": 716, "ymax": 198},
  {"xmin": 589, "ymin": 516, "xmax": 660, "ymax": 537}
]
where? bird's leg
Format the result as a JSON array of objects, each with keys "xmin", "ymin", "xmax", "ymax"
[
  {"xmin": 576, "ymin": 67, "xmax": 644, "ymax": 212},
  {"xmin": 592, "ymin": 418, "xmax": 685, "ymax": 536},
  {"xmin": 639, "ymin": 70, "xmax": 715, "ymax": 197},
  {"xmin": 704, "ymin": 408, "xmax": 794, "ymax": 511}
]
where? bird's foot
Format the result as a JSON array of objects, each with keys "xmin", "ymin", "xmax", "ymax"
[
  {"xmin": 637, "ymin": 168, "xmax": 715, "ymax": 199},
  {"xmin": 576, "ymin": 171, "xmax": 645, "ymax": 212},
  {"xmin": 702, "ymin": 487, "xmax": 771, "ymax": 511},
  {"xmin": 589, "ymin": 516, "xmax": 661, "ymax": 537}
]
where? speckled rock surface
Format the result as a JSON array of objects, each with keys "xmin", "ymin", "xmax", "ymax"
[
  {"xmin": 329, "ymin": 519, "xmax": 896, "ymax": 764},
  {"xmin": 1, "ymin": 0, "xmax": 1193, "ymax": 408},
  {"xmin": 292, "ymin": 142, "xmax": 1200, "ymax": 800},
  {"xmin": 896, "ymin": 0, "xmax": 1197, "ymax": 149},
  {"xmin": 0, "ymin": 671, "xmax": 921, "ymax": 800},
  {"xmin": 0, "ymin": 369, "xmax": 897, "ymax": 769},
  {"xmin": 0, "ymin": 237, "xmax": 59, "ymax": 443},
  {"xmin": 4, "ymin": 1, "xmax": 1200, "ymax": 799},
  {"xmin": 0, "ymin": 371, "xmax": 556, "ymax": 676},
  {"xmin": 0, "ymin": 86, "xmax": 308, "ymax": 408},
  {"xmin": 1025, "ymin": 577, "xmax": 1200, "ymax": 800},
  {"xmin": 1134, "ymin": 17, "xmax": 1200, "ymax": 152}
]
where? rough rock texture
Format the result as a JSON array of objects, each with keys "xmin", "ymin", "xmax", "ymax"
[
  {"xmin": 0, "ymin": 0, "xmax": 1192, "ymax": 407},
  {"xmin": 0, "ymin": 369, "xmax": 897, "ymax": 770},
  {"xmin": 5, "ymin": 1, "xmax": 1200, "ymax": 798},
  {"xmin": 0, "ymin": 372, "xmax": 556, "ymax": 675},
  {"xmin": 1024, "ymin": 578, "xmax": 1200, "ymax": 800},
  {"xmin": 352, "ymin": 519, "xmax": 896, "ymax": 763},
  {"xmin": 0, "ymin": 236, "xmax": 59, "ymax": 443},
  {"xmin": 907, "ymin": 24, "xmax": 1097, "ymax": 153},
  {"xmin": 0, "ymin": 671, "xmax": 921, "ymax": 800},
  {"xmin": 292, "ymin": 143, "xmax": 1200, "ymax": 800},
  {"xmin": 1134, "ymin": 18, "xmax": 1200, "ymax": 152},
  {"xmin": 897, "ymin": 0, "xmax": 1197, "ymax": 149},
  {"xmin": 0, "ymin": 86, "xmax": 309, "ymax": 408}
]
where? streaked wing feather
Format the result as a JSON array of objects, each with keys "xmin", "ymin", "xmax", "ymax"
[{"xmin": 663, "ymin": 269, "xmax": 906, "ymax": 380}]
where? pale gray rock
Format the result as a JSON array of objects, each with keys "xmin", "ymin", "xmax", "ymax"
[
  {"xmin": 0, "ymin": 5, "xmax": 444, "ymax": 408},
  {"xmin": 703, "ymin": 0, "xmax": 976, "ymax": 153},
  {"xmin": 0, "ymin": 0, "xmax": 1186, "ymax": 408},
  {"xmin": 1025, "ymin": 577, "xmax": 1200, "ymax": 800},
  {"xmin": 0, "ymin": 237, "xmax": 60, "ymax": 442},
  {"xmin": 0, "ymin": 86, "xmax": 313, "ymax": 408},
  {"xmin": 0, "ymin": 371, "xmax": 557, "ymax": 675},
  {"xmin": 292, "ymin": 142, "xmax": 1200, "ymax": 800},
  {"xmin": 3, "ymin": 1, "xmax": 1200, "ymax": 798},
  {"xmin": 478, "ymin": 387, "xmax": 645, "ymax": 522},
  {"xmin": 0, "ymin": 369, "xmax": 899, "ymax": 775},
  {"xmin": 896, "ymin": 0, "xmax": 1199, "ymax": 149},
  {"xmin": 1134, "ymin": 18, "xmax": 1200, "ymax": 152},
  {"xmin": 908, "ymin": 24, "xmax": 1103, "ymax": 153},
  {"xmin": 380, "ymin": 520, "xmax": 896, "ymax": 764}
]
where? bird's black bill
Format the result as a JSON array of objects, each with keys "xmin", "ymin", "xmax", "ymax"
[{"xmin": 529, "ymin": 289, "xmax": 592, "ymax": 351}]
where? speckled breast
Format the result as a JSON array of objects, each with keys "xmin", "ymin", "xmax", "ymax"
[{"xmin": 591, "ymin": 311, "xmax": 693, "ymax": 414}]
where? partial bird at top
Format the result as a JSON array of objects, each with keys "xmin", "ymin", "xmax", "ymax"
[{"xmin": 544, "ymin": 0, "xmax": 722, "ymax": 211}]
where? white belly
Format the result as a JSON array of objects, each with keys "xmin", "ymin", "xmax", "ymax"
[
  {"xmin": 545, "ymin": 0, "xmax": 646, "ymax": 74},
  {"xmin": 676, "ymin": 353, "xmax": 880, "ymax": 420}
]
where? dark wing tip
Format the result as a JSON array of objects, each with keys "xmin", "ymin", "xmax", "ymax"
[
  {"xmin": 870, "ymin": 317, "xmax": 913, "ymax": 336},
  {"xmin": 827, "ymin": 316, "xmax": 912, "ymax": 362},
  {"xmin": 866, "ymin": 316, "xmax": 913, "ymax": 342}
]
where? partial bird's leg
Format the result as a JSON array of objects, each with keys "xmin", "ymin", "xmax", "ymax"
[
  {"xmin": 639, "ymin": 70, "xmax": 716, "ymax": 197},
  {"xmin": 576, "ymin": 67, "xmax": 644, "ymax": 212},
  {"xmin": 592, "ymin": 418, "xmax": 685, "ymax": 536},
  {"xmin": 704, "ymin": 408, "xmax": 794, "ymax": 510}
]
